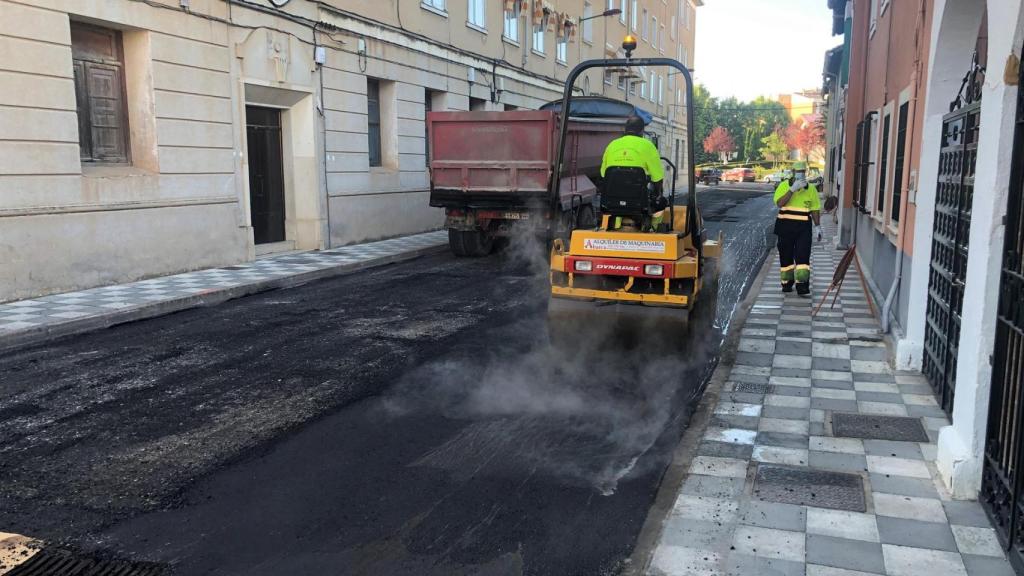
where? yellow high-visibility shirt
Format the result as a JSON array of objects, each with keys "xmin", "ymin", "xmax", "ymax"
[
  {"xmin": 600, "ymin": 135, "xmax": 664, "ymax": 183},
  {"xmin": 774, "ymin": 179, "xmax": 820, "ymax": 221}
]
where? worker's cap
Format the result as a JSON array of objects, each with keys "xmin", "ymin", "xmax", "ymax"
[
  {"xmin": 625, "ymin": 115, "xmax": 644, "ymax": 134},
  {"xmin": 792, "ymin": 161, "xmax": 808, "ymax": 171}
]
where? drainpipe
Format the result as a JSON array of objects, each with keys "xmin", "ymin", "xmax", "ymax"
[{"xmin": 880, "ymin": 230, "xmax": 903, "ymax": 332}]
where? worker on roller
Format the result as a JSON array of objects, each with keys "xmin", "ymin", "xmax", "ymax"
[
  {"xmin": 773, "ymin": 161, "xmax": 821, "ymax": 295},
  {"xmin": 600, "ymin": 115, "xmax": 666, "ymax": 211}
]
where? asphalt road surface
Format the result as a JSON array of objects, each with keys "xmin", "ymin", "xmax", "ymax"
[{"xmin": 0, "ymin": 185, "xmax": 776, "ymax": 576}]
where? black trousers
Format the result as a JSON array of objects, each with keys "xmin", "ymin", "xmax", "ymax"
[{"xmin": 776, "ymin": 219, "xmax": 812, "ymax": 286}]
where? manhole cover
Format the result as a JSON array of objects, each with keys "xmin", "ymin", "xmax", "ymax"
[
  {"xmin": 6, "ymin": 548, "xmax": 166, "ymax": 576},
  {"xmin": 832, "ymin": 413, "xmax": 929, "ymax": 442},
  {"xmin": 732, "ymin": 382, "xmax": 771, "ymax": 394},
  {"xmin": 754, "ymin": 464, "xmax": 866, "ymax": 512}
]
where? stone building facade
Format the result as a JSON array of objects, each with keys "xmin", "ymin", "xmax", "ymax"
[{"xmin": 0, "ymin": 0, "xmax": 699, "ymax": 302}]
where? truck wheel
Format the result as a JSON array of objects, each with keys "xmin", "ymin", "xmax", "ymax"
[
  {"xmin": 453, "ymin": 228, "xmax": 494, "ymax": 257},
  {"xmin": 448, "ymin": 229, "xmax": 468, "ymax": 256},
  {"xmin": 576, "ymin": 204, "xmax": 597, "ymax": 229}
]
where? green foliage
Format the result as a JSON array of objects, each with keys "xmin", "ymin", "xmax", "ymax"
[
  {"xmin": 759, "ymin": 131, "xmax": 790, "ymax": 166},
  {"xmin": 691, "ymin": 85, "xmax": 792, "ymax": 164}
]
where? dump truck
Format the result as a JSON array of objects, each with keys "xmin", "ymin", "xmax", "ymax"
[
  {"xmin": 547, "ymin": 37, "xmax": 723, "ymax": 344},
  {"xmin": 427, "ymin": 99, "xmax": 648, "ymax": 257}
]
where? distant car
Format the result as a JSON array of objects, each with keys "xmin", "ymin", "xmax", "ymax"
[
  {"xmin": 762, "ymin": 170, "xmax": 791, "ymax": 184},
  {"xmin": 723, "ymin": 167, "xmax": 755, "ymax": 183},
  {"xmin": 697, "ymin": 168, "xmax": 721, "ymax": 185}
]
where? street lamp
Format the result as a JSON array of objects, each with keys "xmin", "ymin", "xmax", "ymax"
[{"xmin": 580, "ymin": 8, "xmax": 622, "ymax": 22}]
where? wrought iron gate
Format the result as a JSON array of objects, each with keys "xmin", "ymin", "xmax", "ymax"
[
  {"xmin": 981, "ymin": 43, "xmax": 1024, "ymax": 572},
  {"xmin": 922, "ymin": 101, "xmax": 979, "ymax": 415}
]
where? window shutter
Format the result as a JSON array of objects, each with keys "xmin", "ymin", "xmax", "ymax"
[
  {"xmin": 73, "ymin": 60, "xmax": 92, "ymax": 160},
  {"xmin": 71, "ymin": 22, "xmax": 129, "ymax": 164},
  {"xmin": 85, "ymin": 62, "xmax": 128, "ymax": 162}
]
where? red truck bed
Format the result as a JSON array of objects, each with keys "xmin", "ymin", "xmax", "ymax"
[
  {"xmin": 427, "ymin": 110, "xmax": 623, "ymax": 209},
  {"xmin": 426, "ymin": 108, "xmax": 625, "ymax": 257}
]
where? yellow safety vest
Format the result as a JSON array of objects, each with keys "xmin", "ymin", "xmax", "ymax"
[
  {"xmin": 600, "ymin": 135, "xmax": 664, "ymax": 183},
  {"xmin": 774, "ymin": 180, "xmax": 820, "ymax": 222}
]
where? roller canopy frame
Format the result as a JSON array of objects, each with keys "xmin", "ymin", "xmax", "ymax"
[{"xmin": 550, "ymin": 57, "xmax": 699, "ymax": 255}]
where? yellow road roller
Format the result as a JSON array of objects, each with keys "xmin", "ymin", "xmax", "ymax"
[{"xmin": 546, "ymin": 37, "xmax": 722, "ymax": 345}]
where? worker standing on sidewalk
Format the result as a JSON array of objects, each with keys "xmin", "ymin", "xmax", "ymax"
[{"xmin": 773, "ymin": 161, "xmax": 821, "ymax": 296}]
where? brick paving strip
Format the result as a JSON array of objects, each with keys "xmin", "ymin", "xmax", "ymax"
[
  {"xmin": 0, "ymin": 231, "xmax": 447, "ymax": 352},
  {"xmin": 643, "ymin": 220, "xmax": 1015, "ymax": 576}
]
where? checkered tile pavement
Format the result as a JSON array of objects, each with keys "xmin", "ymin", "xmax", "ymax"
[
  {"xmin": 647, "ymin": 221, "xmax": 1013, "ymax": 576},
  {"xmin": 0, "ymin": 231, "xmax": 446, "ymax": 339}
]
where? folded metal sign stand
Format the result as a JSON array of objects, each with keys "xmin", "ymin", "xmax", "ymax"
[{"xmin": 812, "ymin": 244, "xmax": 876, "ymax": 319}]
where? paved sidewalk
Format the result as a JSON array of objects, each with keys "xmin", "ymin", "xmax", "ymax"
[
  {"xmin": 647, "ymin": 222, "xmax": 1013, "ymax": 576},
  {"xmin": 0, "ymin": 231, "xmax": 447, "ymax": 351}
]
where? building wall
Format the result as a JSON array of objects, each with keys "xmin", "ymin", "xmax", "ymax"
[
  {"xmin": 832, "ymin": 0, "xmax": 1024, "ymax": 499},
  {"xmin": 0, "ymin": 0, "xmax": 699, "ymax": 302},
  {"xmin": 0, "ymin": 0, "xmax": 249, "ymax": 302},
  {"xmin": 837, "ymin": 0, "xmax": 933, "ymax": 339}
]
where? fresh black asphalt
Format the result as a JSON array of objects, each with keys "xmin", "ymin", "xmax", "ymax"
[{"xmin": 0, "ymin": 186, "xmax": 776, "ymax": 575}]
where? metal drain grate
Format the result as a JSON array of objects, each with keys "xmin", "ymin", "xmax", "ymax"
[
  {"xmin": 732, "ymin": 382, "xmax": 771, "ymax": 394},
  {"xmin": 754, "ymin": 464, "xmax": 866, "ymax": 512},
  {"xmin": 832, "ymin": 413, "xmax": 930, "ymax": 442},
  {"xmin": 6, "ymin": 548, "xmax": 166, "ymax": 576}
]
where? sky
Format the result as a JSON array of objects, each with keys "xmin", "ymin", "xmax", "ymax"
[{"xmin": 693, "ymin": 0, "xmax": 840, "ymax": 101}]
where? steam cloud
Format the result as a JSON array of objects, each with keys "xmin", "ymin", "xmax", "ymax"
[{"xmin": 384, "ymin": 227, "xmax": 723, "ymax": 495}]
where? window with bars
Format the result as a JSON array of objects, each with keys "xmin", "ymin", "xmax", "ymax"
[
  {"xmin": 467, "ymin": 0, "xmax": 485, "ymax": 28},
  {"xmin": 71, "ymin": 22, "xmax": 130, "ymax": 164},
  {"xmin": 367, "ymin": 79, "xmax": 382, "ymax": 167},
  {"xmin": 854, "ymin": 114, "xmax": 875, "ymax": 209},
  {"xmin": 877, "ymin": 111, "xmax": 891, "ymax": 216},
  {"xmin": 503, "ymin": 6, "xmax": 519, "ymax": 40},
  {"xmin": 891, "ymin": 102, "xmax": 909, "ymax": 223}
]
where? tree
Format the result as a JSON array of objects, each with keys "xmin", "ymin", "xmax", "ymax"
[
  {"xmin": 783, "ymin": 118, "xmax": 826, "ymax": 161},
  {"xmin": 704, "ymin": 126, "xmax": 736, "ymax": 163},
  {"xmin": 692, "ymin": 84, "xmax": 719, "ymax": 165},
  {"xmin": 759, "ymin": 131, "xmax": 790, "ymax": 167},
  {"xmin": 690, "ymin": 85, "xmax": 792, "ymax": 164},
  {"xmin": 742, "ymin": 95, "xmax": 791, "ymax": 162}
]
